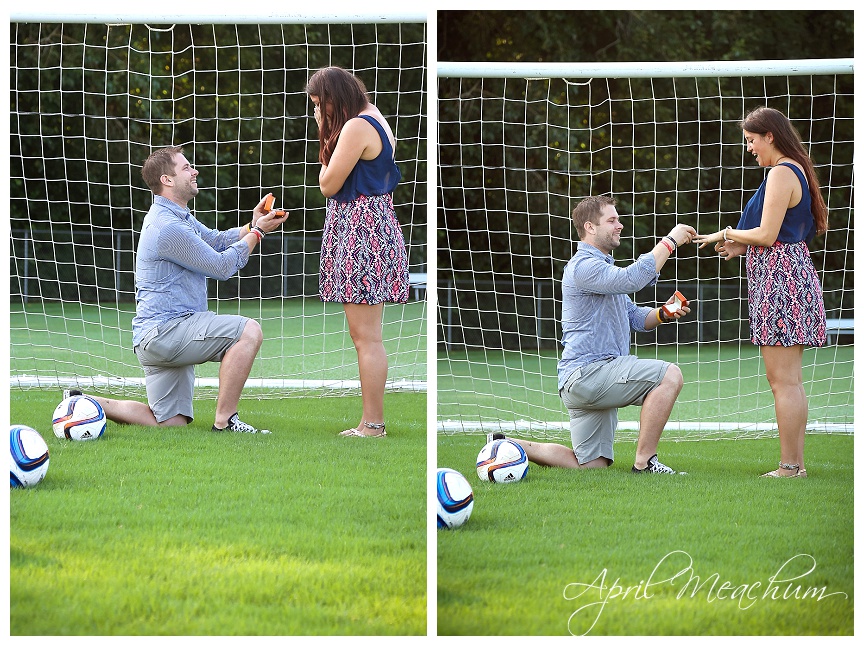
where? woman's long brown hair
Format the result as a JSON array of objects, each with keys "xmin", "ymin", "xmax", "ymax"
[
  {"xmin": 741, "ymin": 106, "xmax": 828, "ymax": 235},
  {"xmin": 305, "ymin": 67, "xmax": 370, "ymax": 166}
]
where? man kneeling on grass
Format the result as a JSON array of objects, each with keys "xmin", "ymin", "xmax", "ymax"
[
  {"xmin": 66, "ymin": 146, "xmax": 288, "ymax": 434},
  {"xmin": 490, "ymin": 195, "xmax": 695, "ymax": 473}
]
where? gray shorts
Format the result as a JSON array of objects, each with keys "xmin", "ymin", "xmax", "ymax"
[
  {"xmin": 559, "ymin": 355, "xmax": 670, "ymax": 465},
  {"xmin": 134, "ymin": 311, "xmax": 249, "ymax": 423}
]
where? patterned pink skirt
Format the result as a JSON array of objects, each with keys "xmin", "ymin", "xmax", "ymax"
[
  {"xmin": 746, "ymin": 240, "xmax": 826, "ymax": 347},
  {"xmin": 319, "ymin": 193, "xmax": 409, "ymax": 304}
]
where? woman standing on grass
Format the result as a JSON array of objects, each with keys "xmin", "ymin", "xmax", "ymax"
[
  {"xmin": 694, "ymin": 106, "xmax": 827, "ymax": 478},
  {"xmin": 306, "ymin": 66, "xmax": 409, "ymax": 438}
]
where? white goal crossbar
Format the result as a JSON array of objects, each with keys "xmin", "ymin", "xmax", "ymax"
[
  {"xmin": 438, "ymin": 59, "xmax": 854, "ymax": 79},
  {"xmin": 9, "ymin": 11, "xmax": 427, "ymax": 24}
]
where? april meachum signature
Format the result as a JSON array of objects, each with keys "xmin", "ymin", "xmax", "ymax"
[{"xmin": 563, "ymin": 551, "xmax": 848, "ymax": 636}]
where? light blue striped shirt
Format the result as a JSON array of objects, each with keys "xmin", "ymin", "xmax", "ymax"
[
  {"xmin": 557, "ymin": 242, "xmax": 659, "ymax": 389},
  {"xmin": 131, "ymin": 196, "xmax": 249, "ymax": 346}
]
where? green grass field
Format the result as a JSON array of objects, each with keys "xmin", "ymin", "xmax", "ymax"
[
  {"xmin": 9, "ymin": 298, "xmax": 855, "ymax": 636},
  {"xmin": 438, "ymin": 345, "xmax": 854, "ymax": 437},
  {"xmin": 10, "ymin": 299, "xmax": 427, "ymax": 389},
  {"xmin": 438, "ymin": 433, "xmax": 853, "ymax": 636},
  {"xmin": 10, "ymin": 388, "xmax": 426, "ymax": 635}
]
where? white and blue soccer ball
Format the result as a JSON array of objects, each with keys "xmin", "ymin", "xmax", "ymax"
[
  {"xmin": 10, "ymin": 425, "xmax": 50, "ymax": 488},
  {"xmin": 476, "ymin": 439, "xmax": 528, "ymax": 483},
  {"xmin": 437, "ymin": 467, "xmax": 474, "ymax": 529},
  {"xmin": 52, "ymin": 395, "xmax": 106, "ymax": 441}
]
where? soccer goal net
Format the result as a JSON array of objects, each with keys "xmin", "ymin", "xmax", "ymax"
[
  {"xmin": 437, "ymin": 59, "xmax": 853, "ymax": 440},
  {"xmin": 10, "ymin": 12, "xmax": 427, "ymax": 398}
]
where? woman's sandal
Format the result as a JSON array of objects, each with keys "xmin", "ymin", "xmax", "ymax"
[
  {"xmin": 338, "ymin": 421, "xmax": 387, "ymax": 438},
  {"xmin": 760, "ymin": 462, "xmax": 803, "ymax": 478}
]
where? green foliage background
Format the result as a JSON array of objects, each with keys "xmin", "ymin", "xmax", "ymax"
[{"xmin": 438, "ymin": 10, "xmax": 853, "ymax": 63}]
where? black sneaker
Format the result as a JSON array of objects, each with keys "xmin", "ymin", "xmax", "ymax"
[
  {"xmin": 63, "ymin": 389, "xmax": 83, "ymax": 400},
  {"xmin": 212, "ymin": 413, "xmax": 271, "ymax": 434},
  {"xmin": 486, "ymin": 432, "xmax": 506, "ymax": 444},
  {"xmin": 632, "ymin": 454, "xmax": 681, "ymax": 474}
]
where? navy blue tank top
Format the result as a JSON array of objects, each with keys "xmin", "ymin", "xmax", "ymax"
[
  {"xmin": 736, "ymin": 162, "xmax": 816, "ymax": 244},
  {"xmin": 330, "ymin": 114, "xmax": 401, "ymax": 203}
]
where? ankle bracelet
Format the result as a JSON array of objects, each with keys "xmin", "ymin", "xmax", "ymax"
[
  {"xmin": 364, "ymin": 421, "xmax": 385, "ymax": 430},
  {"xmin": 779, "ymin": 462, "xmax": 800, "ymax": 471}
]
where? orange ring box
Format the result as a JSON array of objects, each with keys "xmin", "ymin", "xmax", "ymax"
[
  {"xmin": 263, "ymin": 194, "xmax": 285, "ymax": 216},
  {"xmin": 662, "ymin": 291, "xmax": 688, "ymax": 317}
]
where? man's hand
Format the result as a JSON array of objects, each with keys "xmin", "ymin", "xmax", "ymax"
[
  {"xmin": 255, "ymin": 208, "xmax": 289, "ymax": 234},
  {"xmin": 251, "ymin": 194, "xmax": 288, "ymax": 230},
  {"xmin": 251, "ymin": 194, "xmax": 270, "ymax": 227},
  {"xmin": 662, "ymin": 292, "xmax": 691, "ymax": 321},
  {"xmin": 668, "ymin": 224, "xmax": 697, "ymax": 247}
]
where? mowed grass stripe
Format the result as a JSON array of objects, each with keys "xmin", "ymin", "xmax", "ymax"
[
  {"xmin": 438, "ymin": 344, "xmax": 853, "ymax": 429},
  {"xmin": 10, "ymin": 299, "xmax": 427, "ymax": 383}
]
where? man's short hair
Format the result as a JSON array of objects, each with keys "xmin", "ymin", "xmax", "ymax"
[
  {"xmin": 141, "ymin": 146, "xmax": 184, "ymax": 195},
  {"xmin": 572, "ymin": 195, "xmax": 616, "ymax": 240}
]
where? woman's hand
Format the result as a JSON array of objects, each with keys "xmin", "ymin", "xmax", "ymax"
[
  {"xmin": 693, "ymin": 229, "xmax": 729, "ymax": 248},
  {"xmin": 714, "ymin": 240, "xmax": 747, "ymax": 260}
]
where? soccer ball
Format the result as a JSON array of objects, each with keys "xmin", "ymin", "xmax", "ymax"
[
  {"xmin": 52, "ymin": 395, "xmax": 106, "ymax": 441},
  {"xmin": 10, "ymin": 425, "xmax": 50, "ymax": 488},
  {"xmin": 437, "ymin": 468, "xmax": 474, "ymax": 529},
  {"xmin": 476, "ymin": 439, "xmax": 528, "ymax": 483}
]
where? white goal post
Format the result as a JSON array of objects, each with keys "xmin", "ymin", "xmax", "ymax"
[
  {"xmin": 10, "ymin": 11, "xmax": 428, "ymax": 398},
  {"xmin": 437, "ymin": 58, "xmax": 853, "ymax": 440}
]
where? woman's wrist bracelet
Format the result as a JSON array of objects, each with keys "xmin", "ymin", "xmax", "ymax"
[
  {"xmin": 660, "ymin": 239, "xmax": 674, "ymax": 254},
  {"xmin": 723, "ymin": 226, "xmax": 731, "ymax": 241},
  {"xmin": 663, "ymin": 235, "xmax": 678, "ymax": 250}
]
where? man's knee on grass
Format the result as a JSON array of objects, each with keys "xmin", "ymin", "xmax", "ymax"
[{"xmin": 158, "ymin": 414, "xmax": 191, "ymax": 427}]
